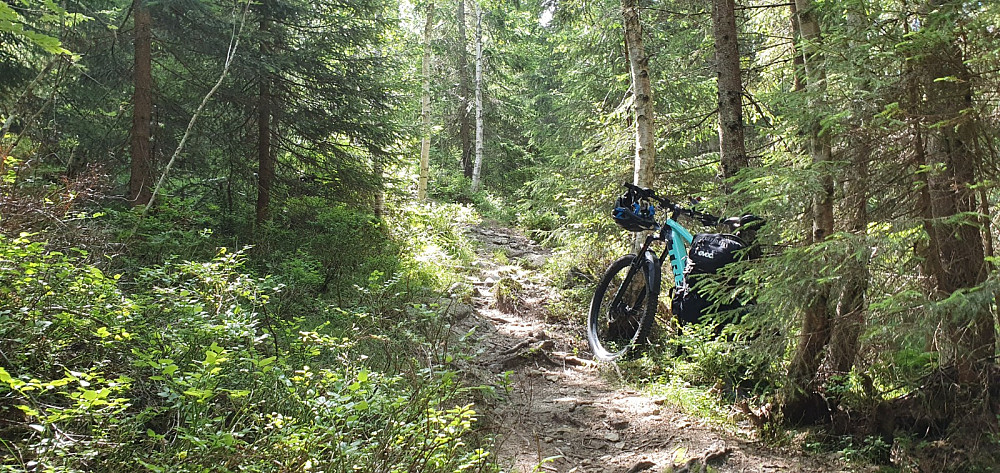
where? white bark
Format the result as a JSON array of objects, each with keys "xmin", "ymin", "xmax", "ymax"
[
  {"xmin": 471, "ymin": 6, "xmax": 484, "ymax": 192},
  {"xmin": 621, "ymin": 0, "xmax": 654, "ymax": 189}
]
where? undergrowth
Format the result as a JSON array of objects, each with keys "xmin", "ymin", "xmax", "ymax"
[{"xmin": 0, "ymin": 197, "xmax": 497, "ymax": 472}]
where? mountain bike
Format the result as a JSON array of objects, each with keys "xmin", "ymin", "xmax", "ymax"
[{"xmin": 587, "ymin": 183, "xmax": 758, "ymax": 361}]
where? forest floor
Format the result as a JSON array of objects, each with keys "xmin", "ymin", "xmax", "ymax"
[{"xmin": 453, "ymin": 222, "xmax": 856, "ymax": 473}]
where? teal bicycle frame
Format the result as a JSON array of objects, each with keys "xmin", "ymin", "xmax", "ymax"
[{"xmin": 657, "ymin": 218, "xmax": 694, "ymax": 288}]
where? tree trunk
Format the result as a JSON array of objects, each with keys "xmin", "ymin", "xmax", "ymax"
[
  {"xmin": 457, "ymin": 0, "xmax": 473, "ymax": 179},
  {"xmin": 621, "ymin": 0, "xmax": 654, "ymax": 189},
  {"xmin": 796, "ymin": 0, "xmax": 834, "ymax": 247},
  {"xmin": 907, "ymin": 76, "xmax": 942, "ymax": 292},
  {"xmin": 828, "ymin": 138, "xmax": 869, "ymax": 376},
  {"xmin": 418, "ymin": 3, "xmax": 433, "ymax": 200},
  {"xmin": 711, "ymin": 0, "xmax": 747, "ymax": 193},
  {"xmin": 373, "ymin": 156, "xmax": 384, "ymax": 217},
  {"xmin": 129, "ymin": 0, "xmax": 154, "ymax": 207},
  {"xmin": 788, "ymin": 2, "xmax": 804, "ymax": 93},
  {"xmin": 915, "ymin": 0, "xmax": 997, "ymax": 440},
  {"xmin": 255, "ymin": 5, "xmax": 273, "ymax": 226},
  {"xmin": 922, "ymin": 43, "xmax": 993, "ymax": 368},
  {"xmin": 470, "ymin": 6, "xmax": 484, "ymax": 192},
  {"xmin": 827, "ymin": 5, "xmax": 871, "ymax": 378},
  {"xmin": 783, "ymin": 0, "xmax": 836, "ymax": 424}
]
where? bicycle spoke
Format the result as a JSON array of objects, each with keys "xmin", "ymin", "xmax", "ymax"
[{"xmin": 588, "ymin": 254, "xmax": 659, "ymax": 361}]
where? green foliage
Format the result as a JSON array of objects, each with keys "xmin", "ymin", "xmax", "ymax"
[
  {"xmin": 803, "ymin": 433, "xmax": 892, "ymax": 466},
  {"xmin": 0, "ymin": 226, "xmax": 496, "ymax": 472},
  {"xmin": 391, "ymin": 200, "xmax": 479, "ymax": 291},
  {"xmin": 110, "ymin": 199, "xmax": 223, "ymax": 267},
  {"xmin": 0, "ymin": 0, "xmax": 86, "ymax": 56},
  {"xmin": 671, "ymin": 325, "xmax": 778, "ymax": 397},
  {"xmin": 261, "ymin": 197, "xmax": 399, "ymax": 306}
]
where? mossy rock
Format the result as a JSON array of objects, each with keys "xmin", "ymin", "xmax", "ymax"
[{"xmin": 493, "ymin": 276, "xmax": 523, "ymax": 313}]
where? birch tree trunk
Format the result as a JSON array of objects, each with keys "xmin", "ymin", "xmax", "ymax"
[
  {"xmin": 621, "ymin": 0, "xmax": 654, "ymax": 189},
  {"xmin": 470, "ymin": 6, "xmax": 484, "ymax": 192},
  {"xmin": 457, "ymin": 0, "xmax": 473, "ymax": 179},
  {"xmin": 129, "ymin": 0, "xmax": 154, "ymax": 207},
  {"xmin": 711, "ymin": 0, "xmax": 747, "ymax": 193},
  {"xmin": 417, "ymin": 3, "xmax": 433, "ymax": 200}
]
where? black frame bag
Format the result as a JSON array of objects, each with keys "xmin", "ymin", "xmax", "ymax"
[
  {"xmin": 672, "ymin": 233, "xmax": 747, "ymax": 325},
  {"xmin": 686, "ymin": 233, "xmax": 746, "ymax": 275}
]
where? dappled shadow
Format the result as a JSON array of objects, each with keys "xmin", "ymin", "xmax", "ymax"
[{"xmin": 453, "ymin": 223, "xmax": 843, "ymax": 473}]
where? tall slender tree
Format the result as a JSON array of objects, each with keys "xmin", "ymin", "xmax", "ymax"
[
  {"xmin": 826, "ymin": 4, "xmax": 871, "ymax": 379},
  {"xmin": 783, "ymin": 0, "xmax": 836, "ymax": 422},
  {"xmin": 711, "ymin": 0, "xmax": 747, "ymax": 195},
  {"xmin": 470, "ymin": 5, "xmax": 484, "ymax": 192},
  {"xmin": 916, "ymin": 0, "xmax": 996, "ymax": 437},
  {"xmin": 418, "ymin": 2, "xmax": 434, "ymax": 200},
  {"xmin": 621, "ymin": 0, "xmax": 654, "ymax": 189},
  {"xmin": 129, "ymin": 0, "xmax": 153, "ymax": 207},
  {"xmin": 255, "ymin": 0, "xmax": 273, "ymax": 225},
  {"xmin": 457, "ymin": 0, "xmax": 473, "ymax": 178}
]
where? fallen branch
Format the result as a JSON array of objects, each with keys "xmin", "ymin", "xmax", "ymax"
[{"xmin": 141, "ymin": 0, "xmax": 252, "ymax": 217}]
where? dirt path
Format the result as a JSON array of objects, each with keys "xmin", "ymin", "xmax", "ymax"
[{"xmin": 454, "ymin": 223, "xmax": 848, "ymax": 473}]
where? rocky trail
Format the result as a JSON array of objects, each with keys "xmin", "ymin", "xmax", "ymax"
[{"xmin": 453, "ymin": 223, "xmax": 851, "ymax": 473}]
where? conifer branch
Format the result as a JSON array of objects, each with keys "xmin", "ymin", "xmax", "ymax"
[{"xmin": 141, "ymin": 0, "xmax": 253, "ymax": 217}]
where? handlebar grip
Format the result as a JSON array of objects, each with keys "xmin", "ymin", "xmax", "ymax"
[{"xmin": 622, "ymin": 182, "xmax": 655, "ymax": 197}]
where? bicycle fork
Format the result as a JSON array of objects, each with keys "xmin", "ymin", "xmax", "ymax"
[{"xmin": 607, "ymin": 235, "xmax": 659, "ymax": 324}]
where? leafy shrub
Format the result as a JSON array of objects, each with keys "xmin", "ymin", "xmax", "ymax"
[
  {"xmin": 109, "ymin": 198, "xmax": 224, "ymax": 269},
  {"xmin": 256, "ymin": 197, "xmax": 401, "ymax": 309},
  {"xmin": 390, "ymin": 201, "xmax": 478, "ymax": 291},
  {"xmin": 0, "ymin": 233, "xmax": 496, "ymax": 472}
]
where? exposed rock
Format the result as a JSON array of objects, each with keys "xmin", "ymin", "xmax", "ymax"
[
  {"xmin": 493, "ymin": 276, "xmax": 523, "ymax": 313},
  {"xmin": 625, "ymin": 461, "xmax": 656, "ymax": 473},
  {"xmin": 521, "ymin": 253, "xmax": 548, "ymax": 269}
]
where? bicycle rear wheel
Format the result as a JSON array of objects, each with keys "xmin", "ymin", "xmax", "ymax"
[{"xmin": 587, "ymin": 253, "xmax": 660, "ymax": 361}]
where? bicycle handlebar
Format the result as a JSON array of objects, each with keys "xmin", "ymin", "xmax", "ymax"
[
  {"xmin": 622, "ymin": 182, "xmax": 723, "ymax": 227},
  {"xmin": 621, "ymin": 183, "xmax": 766, "ymax": 233}
]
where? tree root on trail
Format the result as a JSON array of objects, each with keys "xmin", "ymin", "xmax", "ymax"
[
  {"xmin": 549, "ymin": 351, "xmax": 597, "ymax": 368},
  {"xmin": 625, "ymin": 460, "xmax": 655, "ymax": 473},
  {"xmin": 500, "ymin": 339, "xmax": 558, "ymax": 369},
  {"xmin": 496, "ymin": 333, "xmax": 598, "ymax": 370},
  {"xmin": 663, "ymin": 445, "xmax": 732, "ymax": 473}
]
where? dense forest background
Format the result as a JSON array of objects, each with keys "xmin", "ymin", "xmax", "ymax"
[{"xmin": 3, "ymin": 0, "xmax": 1000, "ymax": 471}]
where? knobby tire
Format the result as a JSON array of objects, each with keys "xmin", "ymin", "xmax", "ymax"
[{"xmin": 587, "ymin": 253, "xmax": 660, "ymax": 361}]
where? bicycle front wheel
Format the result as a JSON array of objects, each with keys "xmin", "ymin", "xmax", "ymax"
[{"xmin": 587, "ymin": 253, "xmax": 660, "ymax": 361}]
